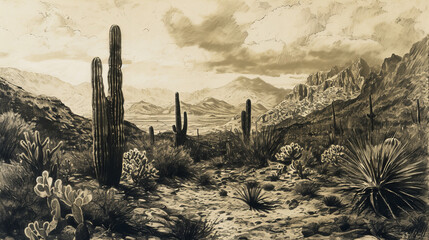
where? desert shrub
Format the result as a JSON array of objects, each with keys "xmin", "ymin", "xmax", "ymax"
[
  {"xmin": 196, "ymin": 173, "xmax": 214, "ymax": 187},
  {"xmin": 404, "ymin": 214, "xmax": 428, "ymax": 240},
  {"xmin": 340, "ymin": 138, "xmax": 427, "ymax": 218},
  {"xmin": 152, "ymin": 140, "xmax": 194, "ymax": 179},
  {"xmin": 290, "ymin": 159, "xmax": 309, "ymax": 179},
  {"xmin": 210, "ymin": 156, "xmax": 226, "ymax": 169},
  {"xmin": 83, "ymin": 188, "xmax": 148, "ymax": 234},
  {"xmin": 19, "ymin": 131, "xmax": 62, "ymax": 179},
  {"xmin": 294, "ymin": 182, "xmax": 319, "ymax": 197},
  {"xmin": 248, "ymin": 126, "xmax": 286, "ymax": 167},
  {"xmin": 234, "ymin": 181, "xmax": 275, "ymax": 212},
  {"xmin": 66, "ymin": 150, "xmax": 95, "ymax": 178},
  {"xmin": 323, "ymin": 196, "xmax": 342, "ymax": 208},
  {"xmin": 122, "ymin": 148, "xmax": 158, "ymax": 186},
  {"xmin": 0, "ymin": 111, "xmax": 33, "ymax": 163},
  {"xmin": 0, "ymin": 165, "xmax": 48, "ymax": 235},
  {"xmin": 166, "ymin": 215, "xmax": 216, "ymax": 240},
  {"xmin": 222, "ymin": 130, "xmax": 251, "ymax": 166},
  {"xmin": 275, "ymin": 142, "xmax": 303, "ymax": 165}
]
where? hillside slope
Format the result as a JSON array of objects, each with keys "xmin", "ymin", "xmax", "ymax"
[{"xmin": 0, "ymin": 77, "xmax": 144, "ymax": 151}]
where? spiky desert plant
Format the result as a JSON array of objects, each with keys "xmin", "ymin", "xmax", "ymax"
[
  {"xmin": 91, "ymin": 25, "xmax": 125, "ymax": 186},
  {"xmin": 249, "ymin": 125, "xmax": 286, "ymax": 167},
  {"xmin": 172, "ymin": 92, "xmax": 188, "ymax": 147},
  {"xmin": 19, "ymin": 131, "xmax": 62, "ymax": 179},
  {"xmin": 0, "ymin": 111, "xmax": 33, "ymax": 163},
  {"xmin": 323, "ymin": 196, "xmax": 343, "ymax": 208},
  {"xmin": 167, "ymin": 215, "xmax": 216, "ymax": 240},
  {"xmin": 340, "ymin": 139, "xmax": 427, "ymax": 218},
  {"xmin": 234, "ymin": 181, "xmax": 275, "ymax": 212},
  {"xmin": 290, "ymin": 159, "xmax": 309, "ymax": 179},
  {"xmin": 241, "ymin": 99, "xmax": 251, "ymax": 142}
]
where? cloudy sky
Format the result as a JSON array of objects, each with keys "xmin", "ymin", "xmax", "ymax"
[{"xmin": 0, "ymin": 0, "xmax": 428, "ymax": 91}]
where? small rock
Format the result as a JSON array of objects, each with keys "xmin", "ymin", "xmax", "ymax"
[
  {"xmin": 125, "ymin": 236, "xmax": 136, "ymax": 240},
  {"xmin": 133, "ymin": 208, "xmax": 145, "ymax": 215},
  {"xmin": 288, "ymin": 199, "xmax": 299, "ymax": 210},
  {"xmin": 4, "ymin": 237, "xmax": 14, "ymax": 240},
  {"xmin": 262, "ymin": 183, "xmax": 275, "ymax": 191},
  {"xmin": 219, "ymin": 189, "xmax": 228, "ymax": 196}
]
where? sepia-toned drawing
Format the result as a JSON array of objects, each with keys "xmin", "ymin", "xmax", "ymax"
[{"xmin": 0, "ymin": 0, "xmax": 428, "ymax": 239}]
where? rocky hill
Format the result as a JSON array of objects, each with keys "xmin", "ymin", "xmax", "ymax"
[
  {"xmin": 259, "ymin": 58, "xmax": 371, "ymax": 125},
  {"xmin": 0, "ymin": 77, "xmax": 144, "ymax": 151}
]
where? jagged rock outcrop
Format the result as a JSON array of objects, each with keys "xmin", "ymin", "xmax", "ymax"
[
  {"xmin": 260, "ymin": 58, "xmax": 371, "ymax": 125},
  {"xmin": 380, "ymin": 54, "xmax": 402, "ymax": 76}
]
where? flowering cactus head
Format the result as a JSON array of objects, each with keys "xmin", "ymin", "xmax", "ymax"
[
  {"xmin": 275, "ymin": 142, "xmax": 303, "ymax": 164},
  {"xmin": 321, "ymin": 145, "xmax": 345, "ymax": 166},
  {"xmin": 34, "ymin": 170, "xmax": 54, "ymax": 198}
]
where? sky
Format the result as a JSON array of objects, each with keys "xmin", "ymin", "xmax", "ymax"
[{"xmin": 0, "ymin": 0, "xmax": 428, "ymax": 92}]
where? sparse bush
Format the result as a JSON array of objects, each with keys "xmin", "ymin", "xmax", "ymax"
[
  {"xmin": 234, "ymin": 181, "xmax": 275, "ymax": 212},
  {"xmin": 152, "ymin": 140, "xmax": 194, "ymax": 179},
  {"xmin": 166, "ymin": 215, "xmax": 216, "ymax": 240},
  {"xmin": 0, "ymin": 111, "xmax": 33, "ymax": 163},
  {"xmin": 275, "ymin": 142, "xmax": 303, "ymax": 165},
  {"xmin": 83, "ymin": 188, "xmax": 147, "ymax": 234},
  {"xmin": 19, "ymin": 131, "xmax": 62, "ymax": 179},
  {"xmin": 122, "ymin": 148, "xmax": 158, "ymax": 186},
  {"xmin": 341, "ymin": 138, "xmax": 427, "ymax": 218},
  {"xmin": 211, "ymin": 156, "xmax": 226, "ymax": 169},
  {"xmin": 294, "ymin": 182, "xmax": 319, "ymax": 197},
  {"xmin": 323, "ymin": 196, "xmax": 342, "ymax": 208},
  {"xmin": 196, "ymin": 173, "xmax": 214, "ymax": 186}
]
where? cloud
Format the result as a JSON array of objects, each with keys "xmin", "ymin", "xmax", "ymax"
[
  {"xmin": 164, "ymin": 0, "xmax": 429, "ymax": 76},
  {"xmin": 163, "ymin": 2, "xmax": 248, "ymax": 52}
]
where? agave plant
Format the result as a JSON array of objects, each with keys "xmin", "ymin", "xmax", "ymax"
[
  {"xmin": 234, "ymin": 181, "xmax": 275, "ymax": 212},
  {"xmin": 340, "ymin": 139, "xmax": 427, "ymax": 218}
]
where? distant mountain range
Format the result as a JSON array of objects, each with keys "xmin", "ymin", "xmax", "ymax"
[
  {"xmin": 276, "ymin": 35, "xmax": 428, "ymax": 131},
  {"xmin": 0, "ymin": 69, "xmax": 289, "ymax": 117}
]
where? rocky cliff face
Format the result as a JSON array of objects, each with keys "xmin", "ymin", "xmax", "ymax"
[{"xmin": 260, "ymin": 58, "xmax": 371, "ymax": 125}]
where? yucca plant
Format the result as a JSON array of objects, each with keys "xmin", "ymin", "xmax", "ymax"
[
  {"xmin": 340, "ymin": 138, "xmax": 427, "ymax": 218},
  {"xmin": 234, "ymin": 181, "xmax": 275, "ymax": 212},
  {"xmin": 250, "ymin": 126, "xmax": 286, "ymax": 167},
  {"xmin": 167, "ymin": 215, "xmax": 216, "ymax": 240}
]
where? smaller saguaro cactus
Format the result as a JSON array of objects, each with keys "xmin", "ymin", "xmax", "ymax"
[
  {"xmin": 149, "ymin": 126, "xmax": 155, "ymax": 145},
  {"xmin": 241, "ymin": 99, "xmax": 251, "ymax": 141},
  {"xmin": 417, "ymin": 99, "xmax": 421, "ymax": 124},
  {"xmin": 331, "ymin": 102, "xmax": 337, "ymax": 133},
  {"xmin": 172, "ymin": 92, "xmax": 187, "ymax": 147},
  {"xmin": 366, "ymin": 94, "xmax": 376, "ymax": 132}
]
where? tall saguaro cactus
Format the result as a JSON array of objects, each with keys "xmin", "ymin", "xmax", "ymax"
[
  {"xmin": 241, "ymin": 99, "xmax": 251, "ymax": 141},
  {"xmin": 91, "ymin": 25, "xmax": 124, "ymax": 186},
  {"xmin": 366, "ymin": 94, "xmax": 376, "ymax": 132},
  {"xmin": 172, "ymin": 92, "xmax": 187, "ymax": 146}
]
